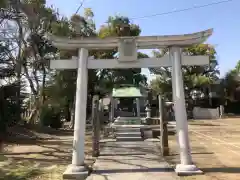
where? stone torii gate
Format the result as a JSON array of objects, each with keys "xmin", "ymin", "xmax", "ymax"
[{"xmin": 48, "ymin": 29, "xmax": 213, "ymax": 179}]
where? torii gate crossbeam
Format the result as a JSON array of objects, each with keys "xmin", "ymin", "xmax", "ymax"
[{"xmin": 48, "ymin": 29, "xmax": 213, "ymax": 179}]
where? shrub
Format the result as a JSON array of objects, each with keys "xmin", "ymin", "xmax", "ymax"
[{"xmin": 39, "ymin": 104, "xmax": 62, "ymax": 129}]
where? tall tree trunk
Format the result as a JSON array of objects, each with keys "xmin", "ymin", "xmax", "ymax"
[
  {"xmin": 27, "ymin": 98, "xmax": 40, "ymax": 125},
  {"xmin": 36, "ymin": 66, "xmax": 47, "ymax": 125},
  {"xmin": 64, "ymin": 103, "xmax": 71, "ymax": 122},
  {"xmin": 15, "ymin": 0, "xmax": 23, "ymax": 125}
]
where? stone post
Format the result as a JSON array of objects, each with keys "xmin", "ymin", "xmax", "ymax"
[
  {"xmin": 219, "ymin": 105, "xmax": 224, "ymax": 119},
  {"xmin": 110, "ymin": 96, "xmax": 115, "ymax": 122},
  {"xmin": 170, "ymin": 47, "xmax": 202, "ymax": 175},
  {"xmin": 158, "ymin": 95, "xmax": 169, "ymax": 156},
  {"xmin": 145, "ymin": 89, "xmax": 152, "ymax": 120},
  {"xmin": 136, "ymin": 97, "xmax": 141, "ymax": 117},
  {"xmin": 63, "ymin": 48, "xmax": 89, "ymax": 179},
  {"xmin": 92, "ymin": 95, "xmax": 100, "ymax": 157},
  {"xmin": 145, "ymin": 107, "xmax": 151, "ymax": 119}
]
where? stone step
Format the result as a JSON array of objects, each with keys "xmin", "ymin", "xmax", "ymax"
[
  {"xmin": 113, "ymin": 118, "xmax": 142, "ymax": 125},
  {"xmin": 114, "ymin": 121, "xmax": 141, "ymax": 125},
  {"xmin": 112, "ymin": 124, "xmax": 144, "ymax": 128},
  {"xmin": 116, "ymin": 127, "xmax": 141, "ymax": 132},
  {"xmin": 113, "ymin": 120, "xmax": 142, "ymax": 125},
  {"xmin": 114, "ymin": 118, "xmax": 142, "ymax": 122},
  {"xmin": 116, "ymin": 136, "xmax": 143, "ymax": 141},
  {"xmin": 116, "ymin": 132, "xmax": 141, "ymax": 137}
]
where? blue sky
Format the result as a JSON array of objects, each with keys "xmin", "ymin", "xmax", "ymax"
[{"xmin": 46, "ymin": 0, "xmax": 240, "ymax": 80}]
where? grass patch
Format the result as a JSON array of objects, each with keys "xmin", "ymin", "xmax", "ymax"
[
  {"xmin": 32, "ymin": 165, "xmax": 67, "ymax": 180},
  {"xmin": 0, "ymin": 155, "xmax": 7, "ymax": 161},
  {"xmin": 0, "ymin": 165, "xmax": 41, "ymax": 180}
]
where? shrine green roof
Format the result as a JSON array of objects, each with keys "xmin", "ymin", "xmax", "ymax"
[{"xmin": 112, "ymin": 87, "xmax": 143, "ymax": 97}]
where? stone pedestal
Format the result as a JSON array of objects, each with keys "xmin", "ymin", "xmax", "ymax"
[
  {"xmin": 63, "ymin": 165, "xmax": 88, "ymax": 179},
  {"xmin": 175, "ymin": 164, "xmax": 203, "ymax": 176}
]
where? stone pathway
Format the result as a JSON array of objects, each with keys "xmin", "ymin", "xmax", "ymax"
[{"xmin": 86, "ymin": 140, "xmax": 178, "ymax": 180}]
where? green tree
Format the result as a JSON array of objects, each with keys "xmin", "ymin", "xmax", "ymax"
[
  {"xmin": 97, "ymin": 16, "xmax": 147, "ymax": 91},
  {"xmin": 0, "ymin": 42, "xmax": 25, "ymax": 138},
  {"xmin": 149, "ymin": 44, "xmax": 219, "ymax": 101},
  {"xmin": 223, "ymin": 60, "xmax": 240, "ymax": 101},
  {"xmin": 1, "ymin": 0, "xmax": 60, "ymax": 125},
  {"xmin": 44, "ymin": 8, "xmax": 99, "ymax": 128}
]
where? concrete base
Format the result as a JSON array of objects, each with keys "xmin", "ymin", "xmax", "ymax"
[
  {"xmin": 175, "ymin": 164, "xmax": 203, "ymax": 176},
  {"xmin": 63, "ymin": 164, "xmax": 89, "ymax": 179}
]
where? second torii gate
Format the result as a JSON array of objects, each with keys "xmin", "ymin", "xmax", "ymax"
[{"xmin": 48, "ymin": 29, "xmax": 213, "ymax": 179}]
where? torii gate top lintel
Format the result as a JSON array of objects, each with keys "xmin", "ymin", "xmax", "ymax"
[{"xmin": 47, "ymin": 28, "xmax": 213, "ymax": 50}]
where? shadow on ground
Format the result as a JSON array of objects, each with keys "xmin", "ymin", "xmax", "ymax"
[
  {"xmin": 93, "ymin": 167, "xmax": 173, "ymax": 174},
  {"xmin": 1, "ymin": 126, "xmax": 94, "ymax": 180},
  {"xmin": 189, "ymin": 123, "xmax": 220, "ymax": 126},
  {"xmin": 4, "ymin": 125, "xmax": 74, "ymax": 145},
  {"xmin": 170, "ymin": 152, "xmax": 214, "ymax": 156},
  {"xmin": 201, "ymin": 167, "xmax": 240, "ymax": 173},
  {"xmin": 2, "ymin": 140, "xmax": 72, "ymax": 165}
]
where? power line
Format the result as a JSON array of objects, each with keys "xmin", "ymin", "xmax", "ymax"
[
  {"xmin": 75, "ymin": 0, "xmax": 86, "ymax": 14},
  {"xmin": 129, "ymin": 0, "xmax": 235, "ymax": 20}
]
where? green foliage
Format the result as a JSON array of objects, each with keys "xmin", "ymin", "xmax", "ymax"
[
  {"xmin": 39, "ymin": 103, "xmax": 62, "ymax": 128},
  {"xmin": 0, "ymin": 43, "xmax": 24, "ymax": 133},
  {"xmin": 46, "ymin": 14, "xmax": 148, "ymax": 121},
  {"xmin": 0, "ymin": 164, "xmax": 41, "ymax": 180},
  {"xmin": 99, "ymin": 16, "xmax": 141, "ymax": 38},
  {"xmin": 223, "ymin": 60, "xmax": 240, "ymax": 100},
  {"xmin": 149, "ymin": 44, "xmax": 219, "ymax": 100},
  {"xmin": 0, "ymin": 0, "xmax": 7, "ymax": 8},
  {"xmin": 150, "ymin": 76, "xmax": 172, "ymax": 100},
  {"xmin": 0, "ymin": 83, "xmax": 20, "ymax": 132},
  {"xmin": 97, "ymin": 16, "xmax": 147, "ymax": 92},
  {"xmin": 43, "ymin": 13, "xmax": 149, "ymax": 124},
  {"xmin": 1, "ymin": 0, "xmax": 64, "ymax": 127},
  {"xmin": 43, "ymin": 8, "xmax": 98, "ymax": 122}
]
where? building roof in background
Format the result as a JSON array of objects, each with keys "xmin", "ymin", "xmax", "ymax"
[{"xmin": 112, "ymin": 86, "xmax": 143, "ymax": 97}]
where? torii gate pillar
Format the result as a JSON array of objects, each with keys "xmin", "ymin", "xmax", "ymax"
[
  {"xmin": 63, "ymin": 48, "xmax": 89, "ymax": 179},
  {"xmin": 170, "ymin": 47, "xmax": 202, "ymax": 174}
]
